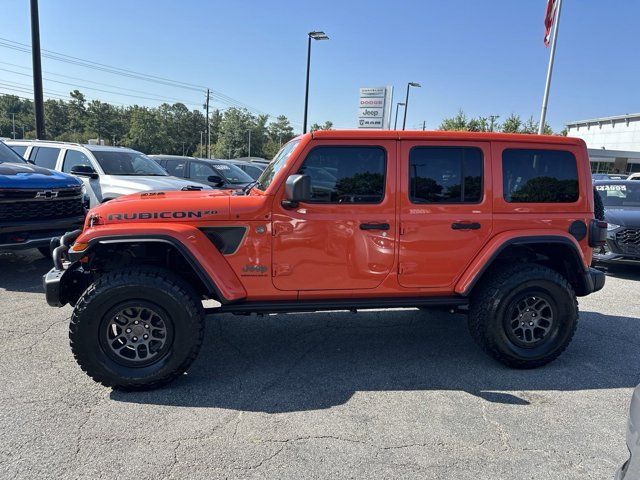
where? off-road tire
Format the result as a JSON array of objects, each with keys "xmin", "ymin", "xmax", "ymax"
[
  {"xmin": 468, "ymin": 263, "xmax": 578, "ymax": 369},
  {"xmin": 38, "ymin": 246, "xmax": 52, "ymax": 259},
  {"xmin": 69, "ymin": 267, "xmax": 205, "ymax": 390}
]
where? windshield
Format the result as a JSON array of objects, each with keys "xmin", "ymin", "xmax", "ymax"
[
  {"xmin": 0, "ymin": 142, "xmax": 27, "ymax": 164},
  {"xmin": 93, "ymin": 150, "xmax": 168, "ymax": 176},
  {"xmin": 257, "ymin": 139, "xmax": 300, "ymax": 190},
  {"xmin": 596, "ymin": 183, "xmax": 640, "ymax": 208},
  {"xmin": 210, "ymin": 162, "xmax": 253, "ymax": 184}
]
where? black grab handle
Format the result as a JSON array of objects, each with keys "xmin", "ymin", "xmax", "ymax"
[
  {"xmin": 360, "ymin": 223, "xmax": 390, "ymax": 231},
  {"xmin": 451, "ymin": 222, "xmax": 481, "ymax": 230}
]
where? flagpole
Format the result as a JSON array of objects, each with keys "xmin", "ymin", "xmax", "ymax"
[{"xmin": 538, "ymin": 0, "xmax": 563, "ymax": 135}]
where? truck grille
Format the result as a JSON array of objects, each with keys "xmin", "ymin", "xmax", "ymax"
[
  {"xmin": 616, "ymin": 228, "xmax": 640, "ymax": 255},
  {"xmin": 0, "ymin": 187, "xmax": 84, "ymax": 221}
]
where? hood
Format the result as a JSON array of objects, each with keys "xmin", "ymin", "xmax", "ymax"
[
  {"xmin": 89, "ymin": 189, "xmax": 233, "ymax": 225},
  {"xmin": 105, "ymin": 175, "xmax": 212, "ymax": 192},
  {"xmin": 0, "ymin": 162, "xmax": 81, "ymax": 189},
  {"xmin": 605, "ymin": 208, "xmax": 640, "ymax": 228}
]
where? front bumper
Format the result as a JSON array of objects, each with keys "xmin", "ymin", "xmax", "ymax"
[
  {"xmin": 42, "ymin": 229, "xmax": 83, "ymax": 307},
  {"xmin": 0, "ymin": 215, "xmax": 85, "ymax": 250}
]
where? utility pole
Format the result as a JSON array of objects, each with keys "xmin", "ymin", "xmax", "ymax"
[
  {"xmin": 30, "ymin": 0, "xmax": 45, "ymax": 139},
  {"xmin": 422, "ymin": 120, "xmax": 426, "ymax": 131},
  {"xmin": 199, "ymin": 131, "xmax": 203, "ymax": 156},
  {"xmin": 205, "ymin": 89, "xmax": 210, "ymax": 158},
  {"xmin": 11, "ymin": 113, "xmax": 16, "ymax": 139},
  {"xmin": 247, "ymin": 130, "xmax": 251, "ymax": 158}
]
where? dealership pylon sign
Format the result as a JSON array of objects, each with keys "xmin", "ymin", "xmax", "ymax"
[{"xmin": 358, "ymin": 86, "xmax": 393, "ymax": 129}]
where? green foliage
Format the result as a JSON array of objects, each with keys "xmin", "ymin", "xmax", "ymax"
[
  {"xmin": 0, "ymin": 91, "xmax": 302, "ymax": 159},
  {"xmin": 439, "ymin": 110, "xmax": 554, "ymax": 135},
  {"xmin": 310, "ymin": 121, "xmax": 333, "ymax": 132}
]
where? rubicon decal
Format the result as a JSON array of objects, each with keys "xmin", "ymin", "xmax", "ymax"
[{"xmin": 108, "ymin": 210, "xmax": 218, "ymax": 221}]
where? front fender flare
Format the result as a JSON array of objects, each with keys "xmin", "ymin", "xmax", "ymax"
[{"xmin": 71, "ymin": 223, "xmax": 247, "ymax": 303}]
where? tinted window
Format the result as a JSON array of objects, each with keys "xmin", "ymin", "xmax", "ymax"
[
  {"xmin": 595, "ymin": 183, "xmax": 640, "ymax": 208},
  {"xmin": 190, "ymin": 162, "xmax": 216, "ymax": 181},
  {"xmin": 62, "ymin": 150, "xmax": 92, "ymax": 173},
  {"xmin": 503, "ymin": 149, "xmax": 578, "ymax": 203},
  {"xmin": 164, "ymin": 159, "xmax": 186, "ymax": 177},
  {"xmin": 0, "ymin": 142, "xmax": 27, "ymax": 164},
  {"xmin": 8, "ymin": 145, "xmax": 27, "ymax": 158},
  {"xmin": 298, "ymin": 146, "xmax": 386, "ymax": 204},
  {"xmin": 210, "ymin": 163, "xmax": 253, "ymax": 184},
  {"xmin": 93, "ymin": 150, "xmax": 167, "ymax": 176},
  {"xmin": 32, "ymin": 147, "xmax": 60, "ymax": 170},
  {"xmin": 409, "ymin": 147, "xmax": 482, "ymax": 203}
]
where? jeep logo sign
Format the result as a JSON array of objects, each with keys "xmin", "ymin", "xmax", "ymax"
[{"xmin": 357, "ymin": 86, "xmax": 393, "ymax": 129}]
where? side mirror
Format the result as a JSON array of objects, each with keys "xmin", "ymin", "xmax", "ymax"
[
  {"xmin": 207, "ymin": 175, "xmax": 225, "ymax": 187},
  {"xmin": 282, "ymin": 174, "xmax": 311, "ymax": 208},
  {"xmin": 70, "ymin": 164, "xmax": 98, "ymax": 179}
]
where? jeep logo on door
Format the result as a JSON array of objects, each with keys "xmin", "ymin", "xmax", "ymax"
[{"xmin": 35, "ymin": 190, "xmax": 59, "ymax": 199}]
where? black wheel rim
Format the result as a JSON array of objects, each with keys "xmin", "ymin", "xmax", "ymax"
[
  {"xmin": 504, "ymin": 294, "xmax": 556, "ymax": 348},
  {"xmin": 101, "ymin": 303, "xmax": 173, "ymax": 367}
]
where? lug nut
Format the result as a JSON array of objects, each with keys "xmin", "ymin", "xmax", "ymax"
[
  {"xmin": 529, "ymin": 322, "xmax": 534, "ymax": 326},
  {"xmin": 144, "ymin": 324, "xmax": 149, "ymax": 329},
  {"xmin": 125, "ymin": 328, "xmax": 132, "ymax": 333},
  {"xmin": 132, "ymin": 336, "xmax": 138, "ymax": 342},
  {"xmin": 143, "ymin": 334, "xmax": 148, "ymax": 340},
  {"xmin": 134, "ymin": 320, "xmax": 139, "ymax": 325}
]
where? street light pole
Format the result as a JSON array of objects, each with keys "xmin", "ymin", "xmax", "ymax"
[
  {"xmin": 248, "ymin": 129, "xmax": 251, "ymax": 158},
  {"xmin": 393, "ymin": 102, "xmax": 405, "ymax": 130},
  {"xmin": 303, "ymin": 30, "xmax": 329, "ymax": 134},
  {"xmin": 30, "ymin": 0, "xmax": 45, "ymax": 139},
  {"xmin": 402, "ymin": 82, "xmax": 421, "ymax": 130},
  {"xmin": 11, "ymin": 113, "xmax": 16, "ymax": 139}
]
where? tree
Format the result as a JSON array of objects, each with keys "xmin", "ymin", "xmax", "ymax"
[
  {"xmin": 501, "ymin": 113, "xmax": 522, "ymax": 133},
  {"xmin": 438, "ymin": 110, "xmax": 469, "ymax": 131},
  {"xmin": 310, "ymin": 120, "xmax": 333, "ymax": 132}
]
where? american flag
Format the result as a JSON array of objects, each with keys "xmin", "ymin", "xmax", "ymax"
[{"xmin": 544, "ymin": 0, "xmax": 559, "ymax": 46}]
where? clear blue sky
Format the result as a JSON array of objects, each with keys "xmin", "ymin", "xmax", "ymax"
[{"xmin": 1, "ymin": 0, "xmax": 638, "ymax": 132}]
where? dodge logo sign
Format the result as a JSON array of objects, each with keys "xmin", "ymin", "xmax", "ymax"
[{"xmin": 35, "ymin": 190, "xmax": 59, "ymax": 199}]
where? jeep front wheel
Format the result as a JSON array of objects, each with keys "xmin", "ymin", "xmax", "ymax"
[
  {"xmin": 468, "ymin": 263, "xmax": 578, "ymax": 368},
  {"xmin": 69, "ymin": 267, "xmax": 205, "ymax": 390}
]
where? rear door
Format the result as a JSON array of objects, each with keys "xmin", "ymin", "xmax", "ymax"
[{"xmin": 398, "ymin": 140, "xmax": 493, "ymax": 288}]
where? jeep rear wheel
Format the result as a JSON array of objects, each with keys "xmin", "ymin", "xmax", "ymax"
[
  {"xmin": 69, "ymin": 267, "xmax": 205, "ymax": 390},
  {"xmin": 468, "ymin": 263, "xmax": 578, "ymax": 369}
]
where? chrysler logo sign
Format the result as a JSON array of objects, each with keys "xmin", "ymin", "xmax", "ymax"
[{"xmin": 35, "ymin": 190, "xmax": 59, "ymax": 199}]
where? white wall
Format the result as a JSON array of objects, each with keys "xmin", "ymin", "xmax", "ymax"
[{"xmin": 567, "ymin": 115, "xmax": 640, "ymax": 152}]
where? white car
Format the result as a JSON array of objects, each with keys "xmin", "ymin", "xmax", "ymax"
[
  {"xmin": 617, "ymin": 384, "xmax": 640, "ymax": 479},
  {"xmin": 6, "ymin": 140, "xmax": 210, "ymax": 207}
]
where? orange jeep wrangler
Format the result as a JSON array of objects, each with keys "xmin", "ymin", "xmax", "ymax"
[{"xmin": 44, "ymin": 131, "xmax": 607, "ymax": 390}]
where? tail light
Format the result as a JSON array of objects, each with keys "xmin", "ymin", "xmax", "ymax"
[{"xmin": 589, "ymin": 220, "xmax": 608, "ymax": 247}]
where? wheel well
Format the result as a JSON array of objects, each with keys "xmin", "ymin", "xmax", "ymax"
[
  {"xmin": 87, "ymin": 241, "xmax": 215, "ymax": 300},
  {"xmin": 470, "ymin": 241, "xmax": 588, "ymax": 296}
]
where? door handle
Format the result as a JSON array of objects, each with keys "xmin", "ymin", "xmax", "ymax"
[
  {"xmin": 451, "ymin": 222, "xmax": 481, "ymax": 230},
  {"xmin": 360, "ymin": 223, "xmax": 390, "ymax": 231}
]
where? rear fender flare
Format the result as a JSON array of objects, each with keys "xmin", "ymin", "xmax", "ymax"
[{"xmin": 456, "ymin": 231, "xmax": 587, "ymax": 296}]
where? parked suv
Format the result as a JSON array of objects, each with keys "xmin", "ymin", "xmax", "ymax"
[
  {"xmin": 150, "ymin": 155, "xmax": 254, "ymax": 190},
  {"xmin": 6, "ymin": 141, "xmax": 210, "ymax": 207},
  {"xmin": 0, "ymin": 140, "xmax": 85, "ymax": 256},
  {"xmin": 43, "ymin": 131, "xmax": 606, "ymax": 390},
  {"xmin": 593, "ymin": 180, "xmax": 640, "ymax": 265}
]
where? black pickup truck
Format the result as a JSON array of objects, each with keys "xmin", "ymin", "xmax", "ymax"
[{"xmin": 0, "ymin": 140, "xmax": 86, "ymax": 257}]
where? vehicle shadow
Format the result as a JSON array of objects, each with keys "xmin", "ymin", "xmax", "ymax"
[
  {"xmin": 599, "ymin": 264, "xmax": 640, "ymax": 281},
  {"xmin": 110, "ymin": 308, "xmax": 640, "ymax": 413},
  {"xmin": 0, "ymin": 250, "xmax": 51, "ymax": 293}
]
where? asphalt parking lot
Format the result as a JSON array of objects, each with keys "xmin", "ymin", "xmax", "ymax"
[{"xmin": 0, "ymin": 250, "xmax": 638, "ymax": 480}]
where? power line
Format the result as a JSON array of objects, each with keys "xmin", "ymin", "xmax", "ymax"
[{"xmin": 0, "ymin": 37, "xmax": 285, "ymax": 119}]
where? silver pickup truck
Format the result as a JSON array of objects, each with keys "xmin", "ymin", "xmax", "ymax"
[{"xmin": 6, "ymin": 141, "xmax": 210, "ymax": 207}]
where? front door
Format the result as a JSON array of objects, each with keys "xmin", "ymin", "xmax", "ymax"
[
  {"xmin": 272, "ymin": 141, "xmax": 397, "ymax": 291},
  {"xmin": 398, "ymin": 140, "xmax": 493, "ymax": 288}
]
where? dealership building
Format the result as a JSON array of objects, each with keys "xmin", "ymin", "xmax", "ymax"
[{"xmin": 566, "ymin": 113, "xmax": 640, "ymax": 174}]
